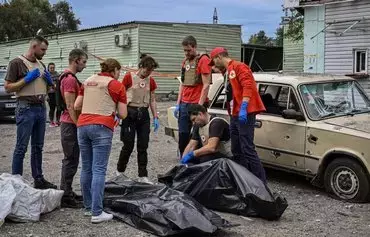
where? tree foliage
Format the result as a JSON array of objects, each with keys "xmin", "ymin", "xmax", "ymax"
[
  {"xmin": 0, "ymin": 0, "xmax": 80, "ymax": 41},
  {"xmin": 284, "ymin": 10, "xmax": 304, "ymax": 42},
  {"xmin": 274, "ymin": 27, "xmax": 284, "ymax": 47},
  {"xmin": 248, "ymin": 30, "xmax": 274, "ymax": 46},
  {"xmin": 248, "ymin": 29, "xmax": 284, "ymax": 47}
]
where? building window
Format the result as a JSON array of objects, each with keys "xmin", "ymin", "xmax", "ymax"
[{"xmin": 353, "ymin": 49, "xmax": 368, "ymax": 74}]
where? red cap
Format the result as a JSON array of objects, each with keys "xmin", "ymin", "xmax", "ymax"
[{"xmin": 209, "ymin": 47, "xmax": 227, "ymax": 66}]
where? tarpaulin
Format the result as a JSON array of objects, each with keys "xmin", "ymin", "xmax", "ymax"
[
  {"xmin": 158, "ymin": 158, "xmax": 288, "ymax": 220},
  {"xmin": 104, "ymin": 175, "xmax": 234, "ymax": 236}
]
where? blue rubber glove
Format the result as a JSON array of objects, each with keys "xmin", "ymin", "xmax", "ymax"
[
  {"xmin": 181, "ymin": 151, "xmax": 195, "ymax": 164},
  {"xmin": 153, "ymin": 117, "xmax": 159, "ymax": 133},
  {"xmin": 173, "ymin": 104, "xmax": 180, "ymax": 119},
  {"xmin": 114, "ymin": 115, "xmax": 120, "ymax": 127},
  {"xmin": 239, "ymin": 101, "xmax": 248, "ymax": 124},
  {"xmin": 44, "ymin": 70, "xmax": 54, "ymax": 86},
  {"xmin": 24, "ymin": 68, "xmax": 40, "ymax": 84}
]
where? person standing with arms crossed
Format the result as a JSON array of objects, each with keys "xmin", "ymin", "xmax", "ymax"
[
  {"xmin": 174, "ymin": 35, "xmax": 211, "ymax": 157},
  {"xmin": 74, "ymin": 58, "xmax": 127, "ymax": 223},
  {"xmin": 209, "ymin": 47, "xmax": 267, "ymax": 183},
  {"xmin": 117, "ymin": 55, "xmax": 159, "ymax": 184},
  {"xmin": 58, "ymin": 49, "xmax": 87, "ymax": 207},
  {"xmin": 46, "ymin": 62, "xmax": 61, "ymax": 127},
  {"xmin": 4, "ymin": 36, "xmax": 56, "ymax": 189}
]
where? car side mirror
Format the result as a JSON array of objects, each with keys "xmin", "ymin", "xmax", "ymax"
[{"xmin": 282, "ymin": 109, "xmax": 305, "ymax": 121}]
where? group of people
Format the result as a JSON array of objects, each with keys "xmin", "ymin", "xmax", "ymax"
[{"xmin": 3, "ymin": 34, "xmax": 267, "ymax": 224}]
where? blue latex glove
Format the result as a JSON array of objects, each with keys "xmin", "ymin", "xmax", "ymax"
[
  {"xmin": 181, "ymin": 151, "xmax": 195, "ymax": 164},
  {"xmin": 24, "ymin": 68, "xmax": 40, "ymax": 84},
  {"xmin": 44, "ymin": 70, "xmax": 54, "ymax": 86},
  {"xmin": 173, "ymin": 104, "xmax": 180, "ymax": 119},
  {"xmin": 114, "ymin": 115, "xmax": 120, "ymax": 127},
  {"xmin": 239, "ymin": 101, "xmax": 248, "ymax": 124},
  {"xmin": 153, "ymin": 117, "xmax": 160, "ymax": 133}
]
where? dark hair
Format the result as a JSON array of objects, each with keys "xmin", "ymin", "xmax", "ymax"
[
  {"xmin": 47, "ymin": 62, "xmax": 55, "ymax": 68},
  {"xmin": 32, "ymin": 35, "xmax": 49, "ymax": 46},
  {"xmin": 182, "ymin": 35, "xmax": 197, "ymax": 47},
  {"xmin": 138, "ymin": 55, "xmax": 159, "ymax": 70},
  {"xmin": 68, "ymin": 49, "xmax": 88, "ymax": 63},
  {"xmin": 100, "ymin": 58, "xmax": 121, "ymax": 73},
  {"xmin": 188, "ymin": 104, "xmax": 207, "ymax": 116}
]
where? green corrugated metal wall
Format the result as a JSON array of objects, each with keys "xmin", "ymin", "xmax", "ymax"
[
  {"xmin": 283, "ymin": 26, "xmax": 304, "ymax": 73},
  {"xmin": 0, "ymin": 22, "xmax": 241, "ymax": 94},
  {"xmin": 138, "ymin": 23, "xmax": 241, "ymax": 94},
  {"xmin": 0, "ymin": 25, "xmax": 140, "ymax": 81}
]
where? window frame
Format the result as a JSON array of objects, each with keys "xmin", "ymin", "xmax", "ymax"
[
  {"xmin": 353, "ymin": 49, "xmax": 368, "ymax": 74},
  {"xmin": 258, "ymin": 82, "xmax": 302, "ymax": 117}
]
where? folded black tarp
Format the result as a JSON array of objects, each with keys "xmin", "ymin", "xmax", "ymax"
[
  {"xmin": 158, "ymin": 158, "xmax": 288, "ymax": 221},
  {"xmin": 104, "ymin": 175, "xmax": 234, "ymax": 236}
]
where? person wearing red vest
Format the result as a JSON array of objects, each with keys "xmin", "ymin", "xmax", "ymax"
[
  {"xmin": 74, "ymin": 58, "xmax": 127, "ymax": 224},
  {"xmin": 117, "ymin": 55, "xmax": 159, "ymax": 184},
  {"xmin": 209, "ymin": 47, "xmax": 267, "ymax": 183},
  {"xmin": 174, "ymin": 35, "xmax": 212, "ymax": 157}
]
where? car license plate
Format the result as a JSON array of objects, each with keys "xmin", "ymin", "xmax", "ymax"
[{"xmin": 5, "ymin": 103, "xmax": 16, "ymax": 108}]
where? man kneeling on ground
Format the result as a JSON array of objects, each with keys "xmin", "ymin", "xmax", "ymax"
[{"xmin": 181, "ymin": 104, "xmax": 232, "ymax": 164}]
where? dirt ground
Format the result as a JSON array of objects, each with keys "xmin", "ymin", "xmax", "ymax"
[{"xmin": 1, "ymin": 101, "xmax": 370, "ymax": 237}]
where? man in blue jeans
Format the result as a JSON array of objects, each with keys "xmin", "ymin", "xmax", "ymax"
[
  {"xmin": 4, "ymin": 36, "xmax": 57, "ymax": 189},
  {"xmin": 174, "ymin": 36, "xmax": 211, "ymax": 157}
]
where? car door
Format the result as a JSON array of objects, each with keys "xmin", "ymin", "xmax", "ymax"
[{"xmin": 255, "ymin": 83, "xmax": 307, "ymax": 172}]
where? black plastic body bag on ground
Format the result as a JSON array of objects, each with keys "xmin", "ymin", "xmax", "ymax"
[
  {"xmin": 158, "ymin": 158, "xmax": 288, "ymax": 221},
  {"xmin": 104, "ymin": 175, "xmax": 234, "ymax": 236}
]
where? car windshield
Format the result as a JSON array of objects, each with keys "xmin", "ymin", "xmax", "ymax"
[
  {"xmin": 0, "ymin": 71, "xmax": 5, "ymax": 85},
  {"xmin": 299, "ymin": 81, "xmax": 370, "ymax": 120}
]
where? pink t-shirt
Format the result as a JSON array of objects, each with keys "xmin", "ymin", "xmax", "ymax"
[{"xmin": 60, "ymin": 69, "xmax": 80, "ymax": 124}]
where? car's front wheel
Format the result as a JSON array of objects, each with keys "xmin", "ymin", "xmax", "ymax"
[{"xmin": 324, "ymin": 158, "xmax": 370, "ymax": 203}]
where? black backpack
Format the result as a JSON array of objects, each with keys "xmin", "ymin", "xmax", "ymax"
[{"xmin": 55, "ymin": 72, "xmax": 81, "ymax": 111}]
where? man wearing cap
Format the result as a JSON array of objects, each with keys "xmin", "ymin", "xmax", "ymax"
[
  {"xmin": 209, "ymin": 47, "xmax": 267, "ymax": 183},
  {"xmin": 174, "ymin": 35, "xmax": 211, "ymax": 157}
]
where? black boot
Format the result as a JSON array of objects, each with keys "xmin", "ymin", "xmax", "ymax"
[{"xmin": 34, "ymin": 178, "xmax": 57, "ymax": 190}]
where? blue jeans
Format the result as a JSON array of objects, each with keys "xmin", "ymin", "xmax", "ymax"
[
  {"xmin": 230, "ymin": 114, "xmax": 267, "ymax": 183},
  {"xmin": 12, "ymin": 102, "xmax": 46, "ymax": 180},
  {"xmin": 178, "ymin": 102, "xmax": 194, "ymax": 156},
  {"xmin": 78, "ymin": 124, "xmax": 113, "ymax": 216}
]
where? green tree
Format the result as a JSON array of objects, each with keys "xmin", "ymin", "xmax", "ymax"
[
  {"xmin": 0, "ymin": 0, "xmax": 80, "ymax": 41},
  {"xmin": 248, "ymin": 30, "xmax": 274, "ymax": 46},
  {"xmin": 274, "ymin": 27, "xmax": 284, "ymax": 47},
  {"xmin": 284, "ymin": 10, "xmax": 304, "ymax": 42}
]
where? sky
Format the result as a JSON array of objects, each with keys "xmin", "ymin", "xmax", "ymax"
[{"xmin": 50, "ymin": 0, "xmax": 283, "ymax": 42}]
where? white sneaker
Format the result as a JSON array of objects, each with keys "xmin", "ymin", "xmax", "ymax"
[
  {"xmin": 137, "ymin": 177, "xmax": 153, "ymax": 184},
  {"xmin": 91, "ymin": 211, "xmax": 113, "ymax": 224}
]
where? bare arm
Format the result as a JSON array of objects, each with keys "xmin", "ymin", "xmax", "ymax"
[
  {"xmin": 4, "ymin": 79, "xmax": 27, "ymax": 93},
  {"xmin": 182, "ymin": 139, "xmax": 198, "ymax": 158},
  {"xmin": 74, "ymin": 95, "xmax": 83, "ymax": 111},
  {"xmin": 176, "ymin": 84, "xmax": 183, "ymax": 105},
  {"xmin": 193, "ymin": 137, "xmax": 220, "ymax": 157},
  {"xmin": 64, "ymin": 92, "xmax": 79, "ymax": 124},
  {"xmin": 149, "ymin": 91, "xmax": 157, "ymax": 117},
  {"xmin": 198, "ymin": 73, "xmax": 211, "ymax": 105},
  {"xmin": 117, "ymin": 102, "xmax": 127, "ymax": 119}
]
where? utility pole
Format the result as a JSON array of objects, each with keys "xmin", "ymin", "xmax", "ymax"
[{"xmin": 213, "ymin": 7, "xmax": 218, "ymax": 24}]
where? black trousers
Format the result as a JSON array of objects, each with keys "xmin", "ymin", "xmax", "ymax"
[
  {"xmin": 117, "ymin": 106, "xmax": 150, "ymax": 177},
  {"xmin": 60, "ymin": 122, "xmax": 80, "ymax": 196},
  {"xmin": 48, "ymin": 93, "xmax": 61, "ymax": 122}
]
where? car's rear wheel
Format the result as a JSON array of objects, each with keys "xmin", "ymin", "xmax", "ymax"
[{"xmin": 324, "ymin": 158, "xmax": 370, "ymax": 202}]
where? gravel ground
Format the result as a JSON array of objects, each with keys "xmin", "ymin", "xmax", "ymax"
[{"xmin": 1, "ymin": 101, "xmax": 370, "ymax": 237}]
